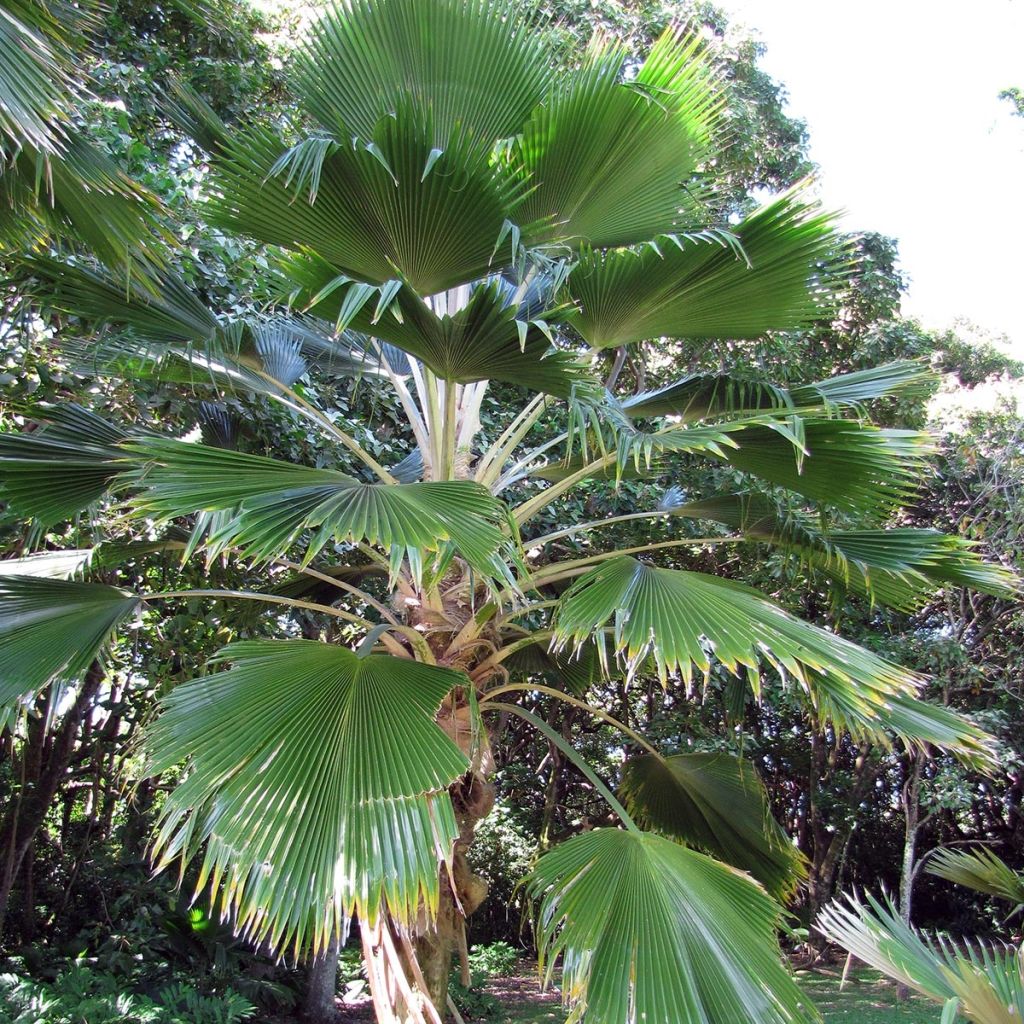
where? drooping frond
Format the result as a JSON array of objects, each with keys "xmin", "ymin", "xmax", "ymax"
[
  {"xmin": 552, "ymin": 556, "xmax": 993, "ymax": 761},
  {"xmin": 122, "ymin": 437, "xmax": 508, "ymax": 579},
  {"xmin": 927, "ymin": 848, "xmax": 1024, "ymax": 908},
  {"xmin": 143, "ymin": 641, "xmax": 470, "ymax": 956},
  {"xmin": 569, "ymin": 188, "xmax": 844, "ymax": 348},
  {"xmin": 24, "ymin": 257, "xmax": 220, "ymax": 344},
  {"xmin": 288, "ymin": 265, "xmax": 593, "ymax": 396},
  {"xmin": 526, "ymin": 829, "xmax": 817, "ymax": 1024},
  {"xmin": 0, "ymin": 575, "xmax": 139, "ymax": 714},
  {"xmin": 621, "ymin": 361, "xmax": 937, "ymax": 422},
  {"xmin": 670, "ymin": 494, "xmax": 1019, "ymax": 610},
  {"xmin": 2, "ymin": 138, "xmax": 169, "ymax": 270},
  {"xmin": 293, "ymin": 0, "xmax": 552, "ymax": 148},
  {"xmin": 0, "ymin": 403, "xmax": 128, "ymax": 525},
  {"xmin": 620, "ymin": 751, "xmax": 806, "ymax": 902},
  {"xmin": 0, "ymin": 2, "xmax": 71, "ymax": 156},
  {"xmin": 516, "ymin": 26, "xmax": 721, "ymax": 248}
]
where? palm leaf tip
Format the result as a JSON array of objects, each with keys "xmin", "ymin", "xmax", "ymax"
[
  {"xmin": 143, "ymin": 641, "xmax": 471, "ymax": 955},
  {"xmin": 620, "ymin": 751, "xmax": 807, "ymax": 902},
  {"xmin": 926, "ymin": 847, "xmax": 1024, "ymax": 906},
  {"xmin": 293, "ymin": 0, "xmax": 552, "ymax": 148},
  {"xmin": 526, "ymin": 828, "xmax": 819, "ymax": 1024},
  {"xmin": 569, "ymin": 187, "xmax": 846, "ymax": 348},
  {"xmin": 0, "ymin": 576, "xmax": 139, "ymax": 712}
]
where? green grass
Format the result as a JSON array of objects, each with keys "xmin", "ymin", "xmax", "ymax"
[
  {"xmin": 798, "ymin": 967, "xmax": 938, "ymax": 1023},
  {"xmin": 490, "ymin": 966, "xmax": 940, "ymax": 1024}
]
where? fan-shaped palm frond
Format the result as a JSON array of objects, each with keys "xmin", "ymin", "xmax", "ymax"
[
  {"xmin": 569, "ymin": 188, "xmax": 843, "ymax": 348},
  {"xmin": 123, "ymin": 437, "xmax": 508, "ymax": 579},
  {"xmin": 670, "ymin": 494, "xmax": 1019, "ymax": 610},
  {"xmin": 211, "ymin": 107, "xmax": 526, "ymax": 294},
  {"xmin": 24, "ymin": 256, "xmax": 219, "ymax": 344},
  {"xmin": 526, "ymin": 828, "xmax": 817, "ymax": 1024},
  {"xmin": 818, "ymin": 892, "xmax": 1024, "ymax": 1024},
  {"xmin": 620, "ymin": 751, "xmax": 806, "ymax": 901},
  {"xmin": 621, "ymin": 361, "xmax": 936, "ymax": 422},
  {"xmin": 286, "ymin": 265, "xmax": 593, "ymax": 396},
  {"xmin": 516, "ymin": 26, "xmax": 720, "ymax": 248},
  {"xmin": 710, "ymin": 419, "xmax": 932, "ymax": 517},
  {"xmin": 143, "ymin": 641, "xmax": 470, "ymax": 955},
  {"xmin": 0, "ymin": 575, "xmax": 139, "ymax": 712},
  {"xmin": 552, "ymin": 556, "xmax": 992, "ymax": 760},
  {"xmin": 927, "ymin": 848, "xmax": 1024, "ymax": 909},
  {"xmin": 0, "ymin": 403, "xmax": 128, "ymax": 524},
  {"xmin": 293, "ymin": 0, "xmax": 551, "ymax": 148}
]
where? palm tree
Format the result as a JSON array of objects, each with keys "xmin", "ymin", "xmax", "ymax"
[{"xmin": 1, "ymin": 1, "xmax": 1017, "ymax": 1021}]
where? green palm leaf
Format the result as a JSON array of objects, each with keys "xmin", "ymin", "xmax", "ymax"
[
  {"xmin": 288, "ymin": 265, "xmax": 592, "ymax": 395},
  {"xmin": 516, "ymin": 27, "xmax": 720, "ymax": 248},
  {"xmin": 552, "ymin": 556, "xmax": 993, "ymax": 760},
  {"xmin": 143, "ymin": 640, "xmax": 470, "ymax": 955},
  {"xmin": 526, "ymin": 828, "xmax": 817, "ymax": 1024},
  {"xmin": 670, "ymin": 495, "xmax": 1019, "ymax": 610},
  {"xmin": 0, "ymin": 1, "xmax": 70, "ymax": 155},
  {"xmin": 293, "ymin": 0, "xmax": 551, "ymax": 148},
  {"xmin": 0, "ymin": 403, "xmax": 127, "ymax": 524},
  {"xmin": 620, "ymin": 751, "xmax": 806, "ymax": 902},
  {"xmin": 212, "ymin": 106, "xmax": 526, "ymax": 294},
  {"xmin": 818, "ymin": 892, "xmax": 1024, "ymax": 1024},
  {"xmin": 123, "ymin": 437, "xmax": 507, "ymax": 578},
  {"xmin": 24, "ymin": 256, "xmax": 220, "ymax": 343},
  {"xmin": 927, "ymin": 848, "xmax": 1024, "ymax": 907},
  {"xmin": 709, "ymin": 419, "xmax": 932, "ymax": 516},
  {"xmin": 621, "ymin": 361, "xmax": 935, "ymax": 422},
  {"xmin": 0, "ymin": 575, "xmax": 139, "ymax": 712},
  {"xmin": 569, "ymin": 188, "xmax": 843, "ymax": 348}
]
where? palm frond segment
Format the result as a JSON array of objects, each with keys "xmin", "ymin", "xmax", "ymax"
[
  {"xmin": 285, "ymin": 264, "xmax": 593, "ymax": 396},
  {"xmin": 122, "ymin": 437, "xmax": 507, "ymax": 579},
  {"xmin": 818, "ymin": 892, "xmax": 1024, "ymax": 1023},
  {"xmin": 711, "ymin": 419, "xmax": 933, "ymax": 517},
  {"xmin": 526, "ymin": 829, "xmax": 817, "ymax": 1024},
  {"xmin": 671, "ymin": 495, "xmax": 1019, "ymax": 609},
  {"xmin": 569, "ymin": 188, "xmax": 844, "ymax": 348},
  {"xmin": 927, "ymin": 848, "xmax": 1024, "ymax": 907},
  {"xmin": 552, "ymin": 556, "xmax": 993, "ymax": 761},
  {"xmin": 516, "ymin": 26, "xmax": 721, "ymax": 248},
  {"xmin": 212, "ymin": 107, "xmax": 524, "ymax": 294},
  {"xmin": 622, "ymin": 361, "xmax": 936, "ymax": 422},
  {"xmin": 620, "ymin": 751, "xmax": 806, "ymax": 902},
  {"xmin": 293, "ymin": 0, "xmax": 551, "ymax": 148},
  {"xmin": 143, "ymin": 641, "xmax": 470, "ymax": 955},
  {"xmin": 0, "ymin": 403, "xmax": 128, "ymax": 525},
  {"xmin": 0, "ymin": 575, "xmax": 139, "ymax": 713}
]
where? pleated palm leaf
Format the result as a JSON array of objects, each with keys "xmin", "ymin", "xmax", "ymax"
[
  {"xmin": 0, "ymin": 0, "xmax": 165, "ymax": 268},
  {"xmin": 2, "ymin": 2, "xmax": 1019, "ymax": 1022}
]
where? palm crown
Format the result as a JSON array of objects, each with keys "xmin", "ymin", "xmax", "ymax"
[{"xmin": 1, "ymin": 2, "xmax": 1017, "ymax": 1022}]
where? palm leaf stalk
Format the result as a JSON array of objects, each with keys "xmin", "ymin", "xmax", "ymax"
[{"xmin": 2, "ymin": 1, "xmax": 1017, "ymax": 1021}]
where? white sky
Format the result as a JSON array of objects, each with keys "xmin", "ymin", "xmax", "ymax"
[{"xmin": 718, "ymin": 0, "xmax": 1024, "ymax": 354}]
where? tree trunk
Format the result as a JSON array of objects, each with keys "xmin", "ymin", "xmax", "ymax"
[
  {"xmin": 304, "ymin": 933, "xmax": 341, "ymax": 1023},
  {"xmin": 896, "ymin": 756, "xmax": 923, "ymax": 1001},
  {"xmin": 0, "ymin": 663, "xmax": 103, "ymax": 934}
]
